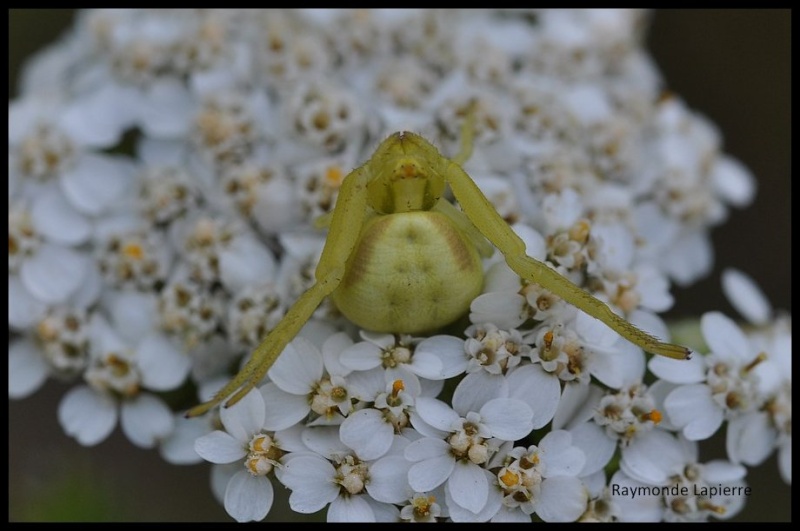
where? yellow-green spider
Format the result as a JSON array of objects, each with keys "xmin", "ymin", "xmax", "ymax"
[{"xmin": 186, "ymin": 111, "xmax": 690, "ymax": 418}]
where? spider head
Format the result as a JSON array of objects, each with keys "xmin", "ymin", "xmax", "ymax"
[{"xmin": 367, "ymin": 132, "xmax": 446, "ymax": 214}]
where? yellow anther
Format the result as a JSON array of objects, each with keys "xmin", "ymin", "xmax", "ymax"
[
  {"xmin": 741, "ymin": 352, "xmax": 768, "ymax": 375},
  {"xmin": 324, "ymin": 165, "xmax": 344, "ymax": 187},
  {"xmin": 500, "ymin": 469, "xmax": 520, "ymax": 488},
  {"xmin": 122, "ymin": 242, "xmax": 144, "ymax": 260},
  {"xmin": 698, "ymin": 499, "xmax": 726, "ymax": 515},
  {"xmin": 569, "ymin": 219, "xmax": 591, "ymax": 243},
  {"xmin": 392, "ymin": 379, "xmax": 405, "ymax": 395},
  {"xmin": 642, "ymin": 409, "xmax": 662, "ymax": 425},
  {"xmin": 251, "ymin": 435, "xmax": 271, "ymax": 453},
  {"xmin": 543, "ymin": 330, "xmax": 554, "ymax": 350}
]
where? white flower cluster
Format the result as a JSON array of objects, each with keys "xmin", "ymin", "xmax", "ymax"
[{"xmin": 9, "ymin": 9, "xmax": 789, "ymax": 522}]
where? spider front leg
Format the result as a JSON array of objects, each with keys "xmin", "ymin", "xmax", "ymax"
[
  {"xmin": 442, "ymin": 161, "xmax": 691, "ymax": 361},
  {"xmin": 186, "ymin": 165, "xmax": 370, "ymax": 418}
]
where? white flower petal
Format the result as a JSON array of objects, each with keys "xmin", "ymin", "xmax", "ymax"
[
  {"xmin": 105, "ymin": 290, "xmax": 159, "ymax": 345},
  {"xmin": 534, "ymin": 476, "xmax": 587, "ymax": 522},
  {"xmin": 9, "ymin": 339, "xmax": 49, "ymax": 398},
  {"xmin": 219, "ymin": 235, "xmax": 276, "ymax": 294},
  {"xmin": 507, "ymin": 365, "xmax": 560, "ymax": 429},
  {"xmin": 195, "ymin": 430, "xmax": 248, "ymax": 464},
  {"xmin": 663, "ymin": 231, "xmax": 713, "ymax": 287},
  {"xmin": 260, "ymin": 382, "xmax": 310, "ymax": 431},
  {"xmin": 539, "ymin": 430, "xmax": 586, "ymax": 477},
  {"xmin": 344, "ymin": 367, "xmax": 388, "ymax": 402},
  {"xmin": 446, "ymin": 469, "xmax": 503, "ymax": 522},
  {"xmin": 583, "ymin": 348, "xmax": 625, "ymax": 389},
  {"xmin": 327, "ymin": 495, "xmax": 374, "ymax": 523},
  {"xmin": 648, "ymin": 354, "xmax": 706, "ymax": 384},
  {"xmin": 582, "ymin": 470, "xmax": 608, "ymax": 499},
  {"xmin": 491, "ymin": 506, "xmax": 531, "ymax": 522},
  {"xmin": 408, "ymin": 455, "xmax": 455, "ymax": 493},
  {"xmin": 576, "ymin": 308, "xmax": 620, "ymax": 348},
  {"xmin": 31, "ymin": 187, "xmax": 91, "ymax": 245},
  {"xmin": 411, "ymin": 335, "xmax": 466, "ymax": 379},
  {"xmin": 20, "ymin": 243, "xmax": 87, "ymax": 304},
  {"xmin": 725, "ymin": 412, "xmax": 776, "ymax": 466},
  {"xmin": 711, "ymin": 155, "xmax": 756, "ymax": 207},
  {"xmin": 593, "ymin": 340, "xmax": 645, "ymax": 388},
  {"xmin": 701, "ymin": 311, "xmax": 751, "ymax": 363},
  {"xmin": 60, "ymin": 153, "xmax": 133, "ymax": 215},
  {"xmin": 404, "ymin": 437, "xmax": 449, "ymax": 462},
  {"xmin": 610, "ymin": 471, "xmax": 662, "ymax": 522},
  {"xmin": 220, "ymin": 388, "xmax": 266, "ymax": 441},
  {"xmin": 340, "ymin": 409, "xmax": 394, "ymax": 460},
  {"xmin": 120, "ymin": 394, "xmax": 175, "ymax": 448},
  {"xmin": 483, "ymin": 261, "xmax": 524, "ymax": 292},
  {"xmin": 271, "ymin": 424, "xmax": 308, "ymax": 454},
  {"xmin": 224, "ymin": 470, "xmax": 274, "ymax": 522},
  {"xmin": 664, "ymin": 384, "xmax": 723, "ymax": 440},
  {"xmin": 68, "ymin": 261, "xmax": 102, "ymax": 309},
  {"xmin": 480, "ymin": 398, "xmax": 533, "ymax": 441},
  {"xmin": 702, "ymin": 460, "xmax": 747, "ymax": 483},
  {"xmin": 301, "ymin": 425, "xmax": 350, "ymax": 458},
  {"xmin": 778, "ymin": 441, "xmax": 791, "ymax": 484},
  {"xmin": 448, "ymin": 462, "xmax": 488, "ymax": 512},
  {"xmin": 552, "ymin": 382, "xmax": 603, "ymax": 430},
  {"xmin": 210, "ymin": 463, "xmax": 239, "ymax": 505},
  {"xmin": 252, "ymin": 177, "xmax": 302, "ymax": 233},
  {"xmin": 621, "ymin": 430, "xmax": 685, "ymax": 485},
  {"xmin": 58, "ymin": 385, "xmax": 118, "ymax": 446},
  {"xmin": 59, "ymin": 84, "xmax": 130, "ymax": 148},
  {"xmin": 136, "ymin": 79, "xmax": 195, "ymax": 138},
  {"xmin": 414, "ymin": 397, "xmax": 460, "ymax": 432},
  {"xmin": 159, "ymin": 416, "xmax": 208, "ymax": 465},
  {"xmin": 567, "ymin": 421, "xmax": 616, "ymax": 477},
  {"xmin": 633, "ymin": 270, "xmax": 673, "ymax": 312},
  {"xmin": 366, "ymin": 455, "xmax": 411, "ymax": 504},
  {"xmin": 268, "ymin": 338, "xmax": 323, "ymax": 395},
  {"xmin": 386, "ymin": 366, "xmax": 421, "ymax": 398},
  {"xmin": 513, "ymin": 223, "xmax": 548, "ymax": 259},
  {"xmin": 339, "ymin": 341, "xmax": 383, "ymax": 371},
  {"xmin": 469, "ymin": 291, "xmax": 527, "ymax": 329},
  {"xmin": 364, "ymin": 497, "xmax": 400, "ymax": 522},
  {"xmin": 452, "ymin": 371, "xmax": 508, "ymax": 416},
  {"xmin": 628, "ymin": 309, "xmax": 671, "ymax": 343},
  {"xmin": 281, "ymin": 455, "xmax": 339, "ymax": 513},
  {"xmin": 320, "ymin": 331, "xmax": 353, "ymax": 377},
  {"xmin": 721, "ymin": 268, "xmax": 771, "ymax": 325},
  {"xmin": 8, "ymin": 277, "xmax": 47, "ymax": 330},
  {"xmin": 136, "ymin": 334, "xmax": 191, "ymax": 391}
]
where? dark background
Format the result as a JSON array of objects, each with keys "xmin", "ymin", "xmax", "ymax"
[{"xmin": 9, "ymin": 10, "xmax": 791, "ymax": 522}]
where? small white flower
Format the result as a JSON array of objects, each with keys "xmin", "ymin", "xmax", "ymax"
[
  {"xmin": 650, "ymin": 312, "xmax": 769, "ymax": 442},
  {"xmin": 9, "ymin": 306, "xmax": 93, "ymax": 398},
  {"xmin": 279, "ymin": 430, "xmax": 410, "ymax": 522},
  {"xmin": 261, "ymin": 335, "xmax": 354, "ymax": 431},
  {"xmin": 406, "ymin": 395, "xmax": 533, "ymax": 515},
  {"xmin": 340, "ymin": 331, "xmax": 467, "ymax": 386},
  {"xmin": 194, "ymin": 389, "xmax": 297, "ymax": 522},
  {"xmin": 487, "ymin": 431, "xmax": 588, "ymax": 522},
  {"xmin": 398, "ymin": 491, "xmax": 446, "ymax": 522},
  {"xmin": 620, "ymin": 430, "xmax": 748, "ymax": 521},
  {"xmin": 339, "ymin": 379, "xmax": 416, "ymax": 460},
  {"xmin": 721, "ymin": 268, "xmax": 772, "ymax": 326},
  {"xmin": 57, "ymin": 314, "xmax": 188, "ymax": 447}
]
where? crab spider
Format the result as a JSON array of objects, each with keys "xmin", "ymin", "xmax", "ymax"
[{"xmin": 186, "ymin": 113, "xmax": 690, "ymax": 418}]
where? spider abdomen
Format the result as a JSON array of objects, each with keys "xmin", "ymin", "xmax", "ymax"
[{"xmin": 332, "ymin": 211, "xmax": 484, "ymax": 334}]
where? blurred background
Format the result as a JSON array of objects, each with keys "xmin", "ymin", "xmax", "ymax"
[{"xmin": 9, "ymin": 9, "xmax": 790, "ymax": 522}]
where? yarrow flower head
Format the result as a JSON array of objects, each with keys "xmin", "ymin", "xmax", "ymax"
[{"xmin": 9, "ymin": 8, "xmax": 787, "ymax": 522}]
